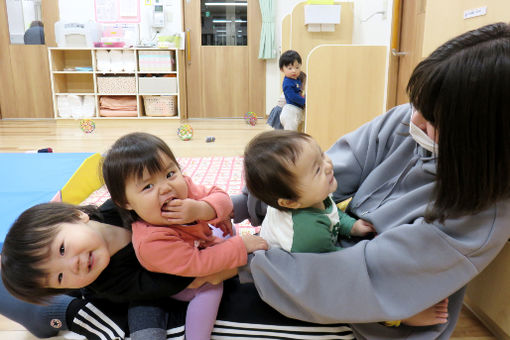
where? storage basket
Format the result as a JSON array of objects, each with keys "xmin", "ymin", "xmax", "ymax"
[
  {"xmin": 143, "ymin": 95, "xmax": 177, "ymax": 117},
  {"xmin": 97, "ymin": 76, "xmax": 136, "ymax": 94}
]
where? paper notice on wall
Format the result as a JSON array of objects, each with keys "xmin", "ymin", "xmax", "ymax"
[
  {"xmin": 95, "ymin": 0, "xmax": 117, "ymax": 22},
  {"xmin": 120, "ymin": 0, "xmax": 137, "ymax": 16},
  {"xmin": 95, "ymin": 0, "xmax": 140, "ymax": 23},
  {"xmin": 463, "ymin": 6, "xmax": 487, "ymax": 20}
]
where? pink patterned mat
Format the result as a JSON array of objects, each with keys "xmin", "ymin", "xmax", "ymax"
[{"xmin": 82, "ymin": 156, "xmax": 257, "ymax": 232}]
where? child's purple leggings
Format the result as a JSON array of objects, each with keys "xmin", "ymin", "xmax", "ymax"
[{"xmin": 171, "ymin": 282, "xmax": 223, "ymax": 340}]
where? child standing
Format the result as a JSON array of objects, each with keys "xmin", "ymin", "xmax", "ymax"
[
  {"xmin": 267, "ymin": 71, "xmax": 306, "ymax": 131},
  {"xmin": 243, "ymin": 130, "xmax": 449, "ymax": 326},
  {"xmin": 279, "ymin": 50, "xmax": 306, "ymax": 131},
  {"xmin": 102, "ymin": 132, "xmax": 267, "ymax": 340}
]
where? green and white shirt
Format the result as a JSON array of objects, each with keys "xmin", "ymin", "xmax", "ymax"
[{"xmin": 260, "ymin": 196, "xmax": 355, "ymax": 253}]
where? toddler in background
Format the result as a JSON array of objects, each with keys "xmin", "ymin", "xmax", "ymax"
[
  {"xmin": 243, "ymin": 130, "xmax": 449, "ymax": 326},
  {"xmin": 102, "ymin": 132, "xmax": 268, "ymax": 340},
  {"xmin": 279, "ymin": 50, "xmax": 305, "ymax": 131},
  {"xmin": 267, "ymin": 71, "xmax": 307, "ymax": 131}
]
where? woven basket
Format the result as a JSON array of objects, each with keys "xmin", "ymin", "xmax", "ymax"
[{"xmin": 143, "ymin": 95, "xmax": 176, "ymax": 117}]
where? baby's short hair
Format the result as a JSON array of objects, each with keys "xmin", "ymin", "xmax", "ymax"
[
  {"xmin": 279, "ymin": 50, "xmax": 302, "ymax": 69},
  {"xmin": 1, "ymin": 202, "xmax": 99, "ymax": 304},
  {"xmin": 244, "ymin": 130, "xmax": 312, "ymax": 210}
]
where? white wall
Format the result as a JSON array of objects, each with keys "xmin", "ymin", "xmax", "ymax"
[
  {"xmin": 265, "ymin": 0, "xmax": 393, "ymax": 114},
  {"xmin": 58, "ymin": 0, "xmax": 183, "ymax": 45}
]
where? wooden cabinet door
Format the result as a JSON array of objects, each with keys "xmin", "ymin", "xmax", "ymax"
[{"xmin": 183, "ymin": 0, "xmax": 265, "ymax": 118}]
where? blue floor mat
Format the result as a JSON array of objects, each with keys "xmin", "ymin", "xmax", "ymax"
[{"xmin": 0, "ymin": 153, "xmax": 93, "ymax": 251}]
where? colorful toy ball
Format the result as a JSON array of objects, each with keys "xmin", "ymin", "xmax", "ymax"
[
  {"xmin": 177, "ymin": 124, "xmax": 194, "ymax": 141},
  {"xmin": 244, "ymin": 111, "xmax": 257, "ymax": 126},
  {"xmin": 79, "ymin": 119, "xmax": 96, "ymax": 134}
]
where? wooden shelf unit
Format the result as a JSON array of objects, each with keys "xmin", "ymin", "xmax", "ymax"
[{"xmin": 48, "ymin": 47, "xmax": 180, "ymax": 119}]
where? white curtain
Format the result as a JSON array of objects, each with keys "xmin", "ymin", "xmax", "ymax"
[{"xmin": 258, "ymin": 0, "xmax": 276, "ymax": 59}]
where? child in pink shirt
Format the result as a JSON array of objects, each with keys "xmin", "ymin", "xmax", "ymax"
[{"xmin": 102, "ymin": 132, "xmax": 267, "ymax": 340}]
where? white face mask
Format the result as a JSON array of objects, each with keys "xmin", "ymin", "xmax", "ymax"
[{"xmin": 409, "ymin": 120, "xmax": 437, "ymax": 154}]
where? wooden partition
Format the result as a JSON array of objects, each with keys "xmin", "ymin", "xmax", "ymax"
[
  {"xmin": 422, "ymin": 0, "xmax": 510, "ymax": 57},
  {"xmin": 305, "ymin": 45, "xmax": 388, "ymax": 150},
  {"xmin": 289, "ymin": 2, "xmax": 353, "ymax": 70},
  {"xmin": 280, "ymin": 2, "xmax": 353, "ymax": 84}
]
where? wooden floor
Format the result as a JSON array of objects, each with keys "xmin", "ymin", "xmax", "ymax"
[{"xmin": 0, "ymin": 119, "xmax": 497, "ymax": 339}]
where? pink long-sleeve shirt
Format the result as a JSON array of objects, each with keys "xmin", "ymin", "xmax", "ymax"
[{"xmin": 131, "ymin": 176, "xmax": 247, "ymax": 277}]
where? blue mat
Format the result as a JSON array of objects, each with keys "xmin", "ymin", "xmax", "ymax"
[{"xmin": 0, "ymin": 153, "xmax": 93, "ymax": 251}]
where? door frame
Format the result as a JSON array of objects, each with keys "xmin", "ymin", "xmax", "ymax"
[{"xmin": 386, "ymin": 0, "xmax": 427, "ymax": 110}]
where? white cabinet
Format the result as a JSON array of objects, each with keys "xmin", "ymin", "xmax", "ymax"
[{"xmin": 48, "ymin": 48, "xmax": 180, "ymax": 119}]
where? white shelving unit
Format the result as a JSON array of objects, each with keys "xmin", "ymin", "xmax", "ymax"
[{"xmin": 48, "ymin": 47, "xmax": 180, "ymax": 119}]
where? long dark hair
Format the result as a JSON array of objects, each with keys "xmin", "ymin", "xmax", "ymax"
[
  {"xmin": 407, "ymin": 22, "xmax": 510, "ymax": 222},
  {"xmin": 101, "ymin": 132, "xmax": 179, "ymax": 226},
  {"xmin": 1, "ymin": 202, "xmax": 100, "ymax": 304}
]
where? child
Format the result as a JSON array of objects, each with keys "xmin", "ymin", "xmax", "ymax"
[
  {"xmin": 0, "ymin": 199, "xmax": 196, "ymax": 339},
  {"xmin": 243, "ymin": 130, "xmax": 449, "ymax": 326},
  {"xmin": 267, "ymin": 71, "xmax": 307, "ymax": 131},
  {"xmin": 101, "ymin": 132, "xmax": 268, "ymax": 340},
  {"xmin": 279, "ymin": 50, "xmax": 306, "ymax": 131}
]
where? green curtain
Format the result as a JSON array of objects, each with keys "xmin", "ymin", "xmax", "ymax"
[{"xmin": 258, "ymin": 0, "xmax": 276, "ymax": 59}]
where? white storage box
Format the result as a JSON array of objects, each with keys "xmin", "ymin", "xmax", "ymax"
[
  {"xmin": 143, "ymin": 95, "xmax": 177, "ymax": 117},
  {"xmin": 138, "ymin": 50, "xmax": 174, "ymax": 72},
  {"xmin": 97, "ymin": 76, "xmax": 136, "ymax": 94},
  {"xmin": 139, "ymin": 77, "xmax": 177, "ymax": 94}
]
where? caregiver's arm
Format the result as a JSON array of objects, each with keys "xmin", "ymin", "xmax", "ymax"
[
  {"xmin": 247, "ymin": 106, "xmax": 510, "ymax": 323},
  {"xmin": 250, "ymin": 207, "xmax": 507, "ymax": 324}
]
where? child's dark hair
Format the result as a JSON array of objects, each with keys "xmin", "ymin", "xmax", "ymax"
[
  {"xmin": 1, "ymin": 202, "xmax": 100, "ymax": 304},
  {"xmin": 279, "ymin": 50, "xmax": 302, "ymax": 69},
  {"xmin": 102, "ymin": 132, "xmax": 179, "ymax": 226},
  {"xmin": 244, "ymin": 130, "xmax": 312, "ymax": 210}
]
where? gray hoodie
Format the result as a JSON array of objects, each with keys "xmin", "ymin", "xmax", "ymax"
[{"xmin": 232, "ymin": 104, "xmax": 510, "ymax": 339}]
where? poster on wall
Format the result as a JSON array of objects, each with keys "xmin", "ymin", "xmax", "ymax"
[{"xmin": 95, "ymin": 0, "xmax": 141, "ymax": 23}]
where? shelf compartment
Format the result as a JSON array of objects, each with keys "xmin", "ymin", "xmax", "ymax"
[
  {"xmin": 53, "ymin": 73, "xmax": 94, "ymax": 93},
  {"xmin": 138, "ymin": 50, "xmax": 175, "ymax": 72},
  {"xmin": 51, "ymin": 49, "xmax": 93, "ymax": 72},
  {"xmin": 139, "ymin": 75, "xmax": 177, "ymax": 94},
  {"xmin": 97, "ymin": 76, "xmax": 136, "ymax": 94},
  {"xmin": 142, "ymin": 95, "xmax": 177, "ymax": 117},
  {"xmin": 98, "ymin": 95, "xmax": 138, "ymax": 117},
  {"xmin": 56, "ymin": 94, "xmax": 96, "ymax": 118}
]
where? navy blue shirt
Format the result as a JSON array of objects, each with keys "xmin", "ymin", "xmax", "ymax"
[{"xmin": 282, "ymin": 77, "xmax": 305, "ymax": 108}]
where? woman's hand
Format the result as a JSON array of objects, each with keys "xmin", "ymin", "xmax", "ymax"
[{"xmin": 187, "ymin": 268, "xmax": 239, "ymax": 288}]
